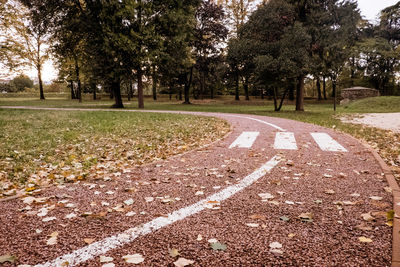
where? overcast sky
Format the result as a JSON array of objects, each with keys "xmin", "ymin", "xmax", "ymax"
[{"xmin": 357, "ymin": 0, "xmax": 399, "ymax": 22}]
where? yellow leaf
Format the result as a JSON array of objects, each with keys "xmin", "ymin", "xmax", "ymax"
[{"xmin": 359, "ymin": 236, "xmax": 373, "ymax": 243}]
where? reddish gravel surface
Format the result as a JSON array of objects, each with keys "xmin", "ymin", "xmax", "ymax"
[{"xmin": 0, "ymin": 109, "xmax": 393, "ymax": 266}]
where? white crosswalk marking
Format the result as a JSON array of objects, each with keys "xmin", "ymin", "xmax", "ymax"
[
  {"xmin": 274, "ymin": 132, "xmax": 298, "ymax": 150},
  {"xmin": 310, "ymin": 133, "xmax": 347, "ymax": 152},
  {"xmin": 229, "ymin": 131, "xmax": 260, "ymax": 149}
]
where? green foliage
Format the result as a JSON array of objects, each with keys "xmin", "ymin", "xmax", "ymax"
[{"xmin": 10, "ymin": 74, "xmax": 34, "ymax": 92}]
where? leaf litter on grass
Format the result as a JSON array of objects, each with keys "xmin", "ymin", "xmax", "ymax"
[{"xmin": 0, "ymin": 110, "xmax": 230, "ymax": 196}]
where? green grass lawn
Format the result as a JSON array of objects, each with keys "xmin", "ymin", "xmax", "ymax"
[
  {"xmin": 1, "ymin": 94, "xmax": 399, "ymax": 191},
  {"xmin": 0, "ymin": 109, "xmax": 229, "ymax": 195}
]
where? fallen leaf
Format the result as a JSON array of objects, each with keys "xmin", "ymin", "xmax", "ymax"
[
  {"xmin": 126, "ymin": 211, "xmax": 136, "ymax": 217},
  {"xmin": 298, "ymin": 213, "xmax": 313, "ymax": 222},
  {"xmin": 210, "ymin": 242, "xmax": 227, "ymax": 251},
  {"xmin": 195, "ymin": 191, "xmax": 204, "ymax": 196},
  {"xmin": 350, "ymin": 193, "xmax": 360, "ymax": 197},
  {"xmin": 123, "ymin": 199, "xmax": 134, "ymax": 206},
  {"xmin": 196, "ymin": 234, "xmax": 203, "ymax": 241},
  {"xmin": 144, "ymin": 197, "xmax": 154, "ymax": 202},
  {"xmin": 384, "ymin": 187, "xmax": 393, "ymax": 193},
  {"xmin": 102, "ymin": 263, "xmax": 115, "ymax": 267},
  {"xmin": 369, "ymin": 196, "xmax": 383, "ymax": 201},
  {"xmin": 280, "ymin": 216, "xmax": 290, "ymax": 222},
  {"xmin": 42, "ymin": 217, "xmax": 57, "ymax": 222},
  {"xmin": 47, "ymin": 232, "xmax": 58, "ymax": 245},
  {"xmin": 0, "ymin": 254, "xmax": 16, "ymax": 263},
  {"xmin": 169, "ymin": 248, "xmax": 180, "ymax": 258},
  {"xmin": 208, "ymin": 238, "xmax": 218, "ymax": 243},
  {"xmin": 314, "ymin": 199, "xmax": 323, "ymax": 204},
  {"xmin": 122, "ymin": 254, "xmax": 144, "ymax": 264},
  {"xmin": 269, "ymin": 241, "xmax": 283, "ymax": 249},
  {"xmin": 361, "ymin": 212, "xmax": 375, "ymax": 221},
  {"xmin": 246, "ymin": 223, "xmax": 259, "ymax": 228},
  {"xmin": 100, "ymin": 256, "xmax": 113, "ymax": 263},
  {"xmin": 174, "ymin": 257, "xmax": 194, "ymax": 267},
  {"xmin": 285, "ymin": 201, "xmax": 295, "ymax": 205},
  {"xmin": 288, "ymin": 233, "xmax": 296, "ymax": 238},
  {"xmin": 258, "ymin": 193, "xmax": 274, "ymax": 200},
  {"xmin": 359, "ymin": 236, "xmax": 373, "ymax": 243},
  {"xmin": 323, "ymin": 174, "xmax": 333, "ymax": 178},
  {"xmin": 84, "ymin": 238, "xmax": 95, "ymax": 244},
  {"xmin": 324, "ymin": 189, "xmax": 335, "ymax": 195}
]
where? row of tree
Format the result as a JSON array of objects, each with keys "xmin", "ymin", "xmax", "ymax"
[{"xmin": 1, "ymin": 0, "xmax": 400, "ymax": 111}]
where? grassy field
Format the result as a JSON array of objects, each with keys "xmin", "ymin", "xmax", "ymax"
[
  {"xmin": 0, "ymin": 109, "xmax": 229, "ymax": 196},
  {"xmin": 1, "ymin": 94, "xmax": 399, "ymax": 193}
]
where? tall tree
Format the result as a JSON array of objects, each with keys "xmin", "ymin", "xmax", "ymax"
[{"xmin": 193, "ymin": 0, "xmax": 228, "ymax": 99}]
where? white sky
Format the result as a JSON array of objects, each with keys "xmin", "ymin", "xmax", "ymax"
[
  {"xmin": 15, "ymin": 0, "xmax": 400, "ymax": 83},
  {"xmin": 357, "ymin": 0, "xmax": 399, "ymax": 22}
]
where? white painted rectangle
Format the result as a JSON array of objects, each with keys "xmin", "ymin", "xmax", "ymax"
[
  {"xmin": 229, "ymin": 131, "xmax": 259, "ymax": 149},
  {"xmin": 311, "ymin": 133, "xmax": 347, "ymax": 152},
  {"xmin": 274, "ymin": 132, "xmax": 298, "ymax": 150}
]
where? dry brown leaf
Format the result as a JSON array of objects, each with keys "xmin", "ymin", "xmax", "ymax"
[
  {"xmin": 122, "ymin": 254, "xmax": 144, "ymax": 264},
  {"xmin": 84, "ymin": 238, "xmax": 95, "ymax": 244},
  {"xmin": 361, "ymin": 212, "xmax": 375, "ymax": 221},
  {"xmin": 359, "ymin": 236, "xmax": 373, "ymax": 243},
  {"xmin": 174, "ymin": 257, "xmax": 195, "ymax": 267}
]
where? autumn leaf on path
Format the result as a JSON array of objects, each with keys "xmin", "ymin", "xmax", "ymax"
[
  {"xmin": 47, "ymin": 232, "xmax": 58, "ymax": 245},
  {"xmin": 361, "ymin": 212, "xmax": 375, "ymax": 222},
  {"xmin": 122, "ymin": 254, "xmax": 144, "ymax": 264},
  {"xmin": 211, "ymin": 242, "xmax": 227, "ymax": 251},
  {"xmin": 169, "ymin": 248, "xmax": 180, "ymax": 258},
  {"xmin": 298, "ymin": 213, "xmax": 313, "ymax": 223},
  {"xmin": 359, "ymin": 236, "xmax": 373, "ymax": 243},
  {"xmin": 100, "ymin": 256, "xmax": 113, "ymax": 263},
  {"xmin": 174, "ymin": 257, "xmax": 195, "ymax": 267},
  {"xmin": 0, "ymin": 254, "xmax": 16, "ymax": 263}
]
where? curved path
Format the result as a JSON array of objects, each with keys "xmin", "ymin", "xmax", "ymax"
[{"xmin": 0, "ymin": 107, "xmax": 398, "ymax": 266}]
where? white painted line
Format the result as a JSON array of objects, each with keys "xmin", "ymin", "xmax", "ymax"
[
  {"xmin": 229, "ymin": 131, "xmax": 259, "ymax": 148},
  {"xmin": 35, "ymin": 156, "xmax": 281, "ymax": 267},
  {"xmin": 226, "ymin": 115, "xmax": 286, "ymax": 131},
  {"xmin": 274, "ymin": 132, "xmax": 298, "ymax": 150},
  {"xmin": 310, "ymin": 133, "xmax": 348, "ymax": 152}
]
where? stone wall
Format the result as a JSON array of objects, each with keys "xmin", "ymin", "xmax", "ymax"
[{"xmin": 340, "ymin": 87, "xmax": 380, "ymax": 101}]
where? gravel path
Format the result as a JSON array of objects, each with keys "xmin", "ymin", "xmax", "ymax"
[
  {"xmin": 341, "ymin": 112, "xmax": 400, "ymax": 133},
  {"xmin": 0, "ymin": 107, "xmax": 394, "ymax": 266}
]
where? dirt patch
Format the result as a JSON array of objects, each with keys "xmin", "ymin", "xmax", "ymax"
[{"xmin": 341, "ymin": 113, "xmax": 400, "ymax": 133}]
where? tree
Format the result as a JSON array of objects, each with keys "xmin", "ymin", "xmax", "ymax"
[
  {"xmin": 10, "ymin": 74, "xmax": 34, "ymax": 91},
  {"xmin": 17, "ymin": 0, "xmax": 55, "ymax": 100},
  {"xmin": 193, "ymin": 0, "xmax": 228, "ymax": 99}
]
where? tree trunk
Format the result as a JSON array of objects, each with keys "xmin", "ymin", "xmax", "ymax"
[
  {"xmin": 183, "ymin": 66, "xmax": 193, "ymax": 104},
  {"xmin": 244, "ymin": 80, "xmax": 249, "ymax": 101},
  {"xmin": 323, "ymin": 76, "xmax": 327, "ymax": 100},
  {"xmin": 178, "ymin": 87, "xmax": 182, "ymax": 101},
  {"xmin": 350, "ymin": 57, "xmax": 355, "ymax": 87},
  {"xmin": 92, "ymin": 83, "xmax": 97, "ymax": 100},
  {"xmin": 210, "ymin": 86, "xmax": 214, "ymax": 99},
  {"xmin": 38, "ymin": 66, "xmax": 45, "ymax": 100},
  {"xmin": 70, "ymin": 81, "xmax": 76, "ymax": 99},
  {"xmin": 235, "ymin": 69, "xmax": 240, "ymax": 101},
  {"xmin": 137, "ymin": 67, "xmax": 144, "ymax": 109},
  {"xmin": 295, "ymin": 75, "xmax": 305, "ymax": 111},
  {"xmin": 152, "ymin": 65, "xmax": 157, "ymax": 101},
  {"xmin": 200, "ymin": 71, "xmax": 205, "ymax": 100},
  {"xmin": 74, "ymin": 57, "xmax": 82, "ymax": 103},
  {"xmin": 273, "ymin": 86, "xmax": 278, "ymax": 111},
  {"xmin": 111, "ymin": 79, "xmax": 124, "ymax": 108},
  {"xmin": 261, "ymin": 88, "xmax": 264, "ymax": 99},
  {"xmin": 288, "ymin": 80, "xmax": 295, "ymax": 101},
  {"xmin": 333, "ymin": 79, "xmax": 337, "ymax": 111},
  {"xmin": 316, "ymin": 77, "xmax": 322, "ymax": 101}
]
